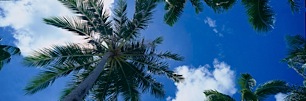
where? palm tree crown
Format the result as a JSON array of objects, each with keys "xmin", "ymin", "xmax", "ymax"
[
  {"xmin": 24, "ymin": 0, "xmax": 183, "ymax": 101},
  {"xmin": 204, "ymin": 73, "xmax": 291, "ymax": 101}
]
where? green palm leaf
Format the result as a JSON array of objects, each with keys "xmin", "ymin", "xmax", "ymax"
[
  {"xmin": 24, "ymin": 43, "xmax": 97, "ymax": 67},
  {"xmin": 288, "ymin": 0, "xmax": 300, "ymax": 13},
  {"xmin": 0, "ymin": 44, "xmax": 20, "ymax": 70},
  {"xmin": 241, "ymin": 0, "xmax": 275, "ymax": 32},
  {"xmin": 204, "ymin": 0, "xmax": 236, "ymax": 13},
  {"xmin": 164, "ymin": 0, "xmax": 186, "ymax": 26},
  {"xmin": 43, "ymin": 17, "xmax": 91, "ymax": 37},
  {"xmin": 204, "ymin": 90, "xmax": 235, "ymax": 101},
  {"xmin": 255, "ymin": 80, "xmax": 291, "ymax": 100}
]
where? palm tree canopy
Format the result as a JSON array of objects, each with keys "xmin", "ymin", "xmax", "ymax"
[{"xmin": 24, "ymin": 0, "xmax": 183, "ymax": 100}]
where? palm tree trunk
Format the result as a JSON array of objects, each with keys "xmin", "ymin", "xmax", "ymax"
[{"xmin": 62, "ymin": 52, "xmax": 112, "ymax": 101}]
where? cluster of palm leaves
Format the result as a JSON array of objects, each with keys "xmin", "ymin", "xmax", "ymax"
[
  {"xmin": 204, "ymin": 73, "xmax": 292, "ymax": 101},
  {"xmin": 158, "ymin": 0, "xmax": 301, "ymax": 32},
  {"xmin": 282, "ymin": 34, "xmax": 306, "ymax": 101},
  {"xmin": 0, "ymin": 37, "xmax": 20, "ymax": 70},
  {"xmin": 23, "ymin": 0, "xmax": 183, "ymax": 101}
]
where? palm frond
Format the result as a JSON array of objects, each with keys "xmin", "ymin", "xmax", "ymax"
[
  {"xmin": 24, "ymin": 43, "xmax": 97, "ymax": 67},
  {"xmin": 204, "ymin": 90, "xmax": 235, "ymax": 101},
  {"xmin": 288, "ymin": 0, "xmax": 300, "ymax": 13},
  {"xmin": 164, "ymin": 0, "xmax": 185, "ymax": 26},
  {"xmin": 25, "ymin": 64, "xmax": 79, "ymax": 94},
  {"xmin": 123, "ymin": 0, "xmax": 157, "ymax": 40},
  {"xmin": 255, "ymin": 80, "xmax": 291, "ymax": 100},
  {"xmin": 44, "ymin": 17, "xmax": 91, "ymax": 37},
  {"xmin": 239, "ymin": 73, "xmax": 256, "ymax": 90},
  {"xmin": 113, "ymin": 0, "xmax": 129, "ymax": 39},
  {"xmin": 241, "ymin": 89, "xmax": 258, "ymax": 101},
  {"xmin": 0, "ymin": 45, "xmax": 20, "ymax": 70},
  {"xmin": 285, "ymin": 86, "xmax": 306, "ymax": 101},
  {"xmin": 190, "ymin": 0, "xmax": 204, "ymax": 13},
  {"xmin": 204, "ymin": 0, "xmax": 236, "ymax": 13},
  {"xmin": 241, "ymin": 0, "xmax": 275, "ymax": 32}
]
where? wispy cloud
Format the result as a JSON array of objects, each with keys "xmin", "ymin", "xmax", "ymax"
[
  {"xmin": 168, "ymin": 59, "xmax": 237, "ymax": 101},
  {"xmin": 0, "ymin": 0, "xmax": 114, "ymax": 56},
  {"xmin": 275, "ymin": 93, "xmax": 287, "ymax": 101},
  {"xmin": 204, "ymin": 17, "xmax": 223, "ymax": 37}
]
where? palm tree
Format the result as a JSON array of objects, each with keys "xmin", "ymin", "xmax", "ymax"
[
  {"xmin": 158, "ymin": 0, "xmax": 301, "ymax": 32},
  {"xmin": 0, "ymin": 37, "xmax": 20, "ymax": 70},
  {"xmin": 24, "ymin": 0, "xmax": 183, "ymax": 101},
  {"xmin": 204, "ymin": 73, "xmax": 291, "ymax": 101}
]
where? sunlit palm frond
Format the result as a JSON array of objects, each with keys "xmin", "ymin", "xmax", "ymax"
[
  {"xmin": 24, "ymin": 43, "xmax": 98, "ymax": 67},
  {"xmin": 164, "ymin": 0, "xmax": 185, "ymax": 26},
  {"xmin": 203, "ymin": 90, "xmax": 235, "ymax": 101},
  {"xmin": 255, "ymin": 80, "xmax": 291, "ymax": 100},
  {"xmin": 241, "ymin": 89, "xmax": 258, "ymax": 101},
  {"xmin": 241, "ymin": 0, "xmax": 274, "ymax": 32},
  {"xmin": 204, "ymin": 0, "xmax": 236, "ymax": 13}
]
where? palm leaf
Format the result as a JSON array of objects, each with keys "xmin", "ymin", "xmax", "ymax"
[
  {"xmin": 43, "ymin": 17, "xmax": 91, "ymax": 37},
  {"xmin": 123, "ymin": 0, "xmax": 157, "ymax": 40},
  {"xmin": 164, "ymin": 0, "xmax": 185, "ymax": 26},
  {"xmin": 288, "ymin": 0, "xmax": 300, "ymax": 13},
  {"xmin": 24, "ymin": 43, "xmax": 97, "ymax": 67},
  {"xmin": 190, "ymin": 0, "xmax": 204, "ymax": 13},
  {"xmin": 241, "ymin": 0, "xmax": 275, "ymax": 32},
  {"xmin": 204, "ymin": 0, "xmax": 236, "ymax": 13},
  {"xmin": 239, "ymin": 73, "xmax": 256, "ymax": 90},
  {"xmin": 254, "ymin": 80, "xmax": 291, "ymax": 100},
  {"xmin": 204, "ymin": 90, "xmax": 235, "ymax": 101}
]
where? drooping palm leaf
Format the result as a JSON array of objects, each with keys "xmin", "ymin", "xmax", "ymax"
[
  {"xmin": 254, "ymin": 80, "xmax": 291, "ymax": 100},
  {"xmin": 0, "ymin": 44, "xmax": 20, "ymax": 70},
  {"xmin": 241, "ymin": 0, "xmax": 275, "ymax": 32},
  {"xmin": 204, "ymin": 90, "xmax": 235, "ymax": 101}
]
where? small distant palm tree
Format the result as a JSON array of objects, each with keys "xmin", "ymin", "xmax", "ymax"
[
  {"xmin": 158, "ymin": 0, "xmax": 299, "ymax": 32},
  {"xmin": 24, "ymin": 0, "xmax": 183, "ymax": 101},
  {"xmin": 0, "ymin": 37, "xmax": 20, "ymax": 70},
  {"xmin": 204, "ymin": 73, "xmax": 291, "ymax": 101}
]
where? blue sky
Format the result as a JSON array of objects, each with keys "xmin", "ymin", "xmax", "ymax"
[{"xmin": 0, "ymin": 0, "xmax": 305, "ymax": 101}]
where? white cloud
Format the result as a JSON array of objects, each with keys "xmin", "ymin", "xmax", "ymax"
[
  {"xmin": 204, "ymin": 17, "xmax": 223, "ymax": 37},
  {"xmin": 275, "ymin": 93, "xmax": 287, "ymax": 101},
  {"xmin": 0, "ymin": 0, "xmax": 114, "ymax": 56},
  {"xmin": 204, "ymin": 17, "xmax": 216, "ymax": 28},
  {"xmin": 169, "ymin": 59, "xmax": 237, "ymax": 101}
]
